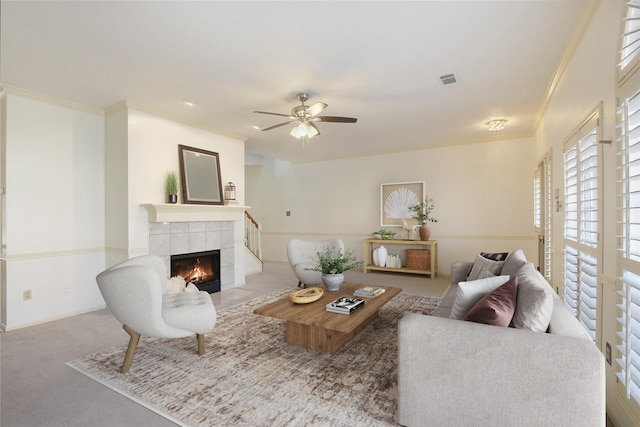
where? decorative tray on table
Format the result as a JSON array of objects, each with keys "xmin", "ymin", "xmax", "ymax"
[{"xmin": 290, "ymin": 287, "xmax": 324, "ymax": 304}]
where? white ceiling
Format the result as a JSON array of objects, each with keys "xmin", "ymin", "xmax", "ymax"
[{"xmin": 1, "ymin": 1, "xmax": 590, "ymax": 164}]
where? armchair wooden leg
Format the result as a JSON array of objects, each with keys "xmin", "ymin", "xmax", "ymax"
[
  {"xmin": 121, "ymin": 325, "xmax": 140, "ymax": 374},
  {"xmin": 197, "ymin": 333, "xmax": 205, "ymax": 355}
]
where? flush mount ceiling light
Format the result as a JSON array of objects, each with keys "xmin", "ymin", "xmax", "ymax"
[
  {"xmin": 486, "ymin": 119, "xmax": 507, "ymax": 132},
  {"xmin": 254, "ymin": 93, "xmax": 357, "ymax": 141}
]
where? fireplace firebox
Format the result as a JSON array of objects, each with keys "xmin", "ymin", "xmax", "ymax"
[{"xmin": 170, "ymin": 250, "xmax": 221, "ymax": 294}]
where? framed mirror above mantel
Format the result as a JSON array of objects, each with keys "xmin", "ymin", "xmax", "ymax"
[{"xmin": 141, "ymin": 203, "xmax": 250, "ymax": 223}]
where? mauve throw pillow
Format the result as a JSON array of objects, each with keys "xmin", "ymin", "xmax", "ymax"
[
  {"xmin": 464, "ymin": 276, "xmax": 518, "ymax": 327},
  {"xmin": 450, "ymin": 275, "xmax": 511, "ymax": 319}
]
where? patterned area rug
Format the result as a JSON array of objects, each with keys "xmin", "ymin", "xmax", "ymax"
[{"xmin": 67, "ymin": 289, "xmax": 440, "ymax": 426}]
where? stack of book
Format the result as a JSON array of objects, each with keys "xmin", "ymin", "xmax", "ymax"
[
  {"xmin": 326, "ymin": 297, "xmax": 365, "ymax": 315},
  {"xmin": 353, "ymin": 286, "xmax": 386, "ymax": 298}
]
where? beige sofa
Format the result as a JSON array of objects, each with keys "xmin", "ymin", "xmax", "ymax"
[{"xmin": 397, "ymin": 250, "xmax": 605, "ymax": 427}]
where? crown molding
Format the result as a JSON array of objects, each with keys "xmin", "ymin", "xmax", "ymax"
[
  {"xmin": 0, "ymin": 84, "xmax": 104, "ymax": 116},
  {"xmin": 533, "ymin": 0, "xmax": 601, "ymax": 132},
  {"xmin": 106, "ymin": 100, "xmax": 246, "ymax": 142}
]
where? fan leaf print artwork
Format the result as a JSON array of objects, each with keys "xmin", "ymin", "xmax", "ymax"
[
  {"xmin": 385, "ymin": 187, "xmax": 419, "ymax": 219},
  {"xmin": 380, "ymin": 182, "xmax": 424, "ymax": 227}
]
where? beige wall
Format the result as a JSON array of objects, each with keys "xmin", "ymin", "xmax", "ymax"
[
  {"xmin": 246, "ymin": 135, "xmax": 538, "ymax": 277},
  {"xmin": 1, "ymin": 90, "xmax": 106, "ymax": 330}
]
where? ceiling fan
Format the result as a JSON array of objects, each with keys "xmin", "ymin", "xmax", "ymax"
[{"xmin": 254, "ymin": 93, "xmax": 357, "ymax": 139}]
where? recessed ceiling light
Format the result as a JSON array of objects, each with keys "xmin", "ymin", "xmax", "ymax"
[
  {"xmin": 252, "ymin": 125, "xmax": 261, "ymax": 130},
  {"xmin": 183, "ymin": 100, "xmax": 197, "ymax": 107}
]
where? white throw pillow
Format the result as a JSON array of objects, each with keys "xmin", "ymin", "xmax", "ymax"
[
  {"xmin": 467, "ymin": 255, "xmax": 505, "ymax": 281},
  {"xmin": 450, "ymin": 275, "xmax": 511, "ymax": 320}
]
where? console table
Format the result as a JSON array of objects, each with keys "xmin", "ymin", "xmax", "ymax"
[{"xmin": 363, "ymin": 239, "xmax": 437, "ymax": 279}]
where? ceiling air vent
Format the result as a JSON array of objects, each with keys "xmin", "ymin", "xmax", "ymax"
[{"xmin": 439, "ymin": 73, "xmax": 457, "ymax": 86}]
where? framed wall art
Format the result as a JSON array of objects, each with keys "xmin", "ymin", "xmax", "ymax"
[
  {"xmin": 380, "ymin": 181, "xmax": 424, "ymax": 226},
  {"xmin": 178, "ymin": 144, "xmax": 224, "ymax": 205}
]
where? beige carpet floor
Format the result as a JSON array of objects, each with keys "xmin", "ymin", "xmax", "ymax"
[{"xmin": 67, "ymin": 288, "xmax": 441, "ymax": 427}]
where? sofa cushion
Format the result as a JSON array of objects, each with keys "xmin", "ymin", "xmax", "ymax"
[
  {"xmin": 450, "ymin": 275, "xmax": 510, "ymax": 319},
  {"xmin": 467, "ymin": 254, "xmax": 505, "ymax": 281},
  {"xmin": 512, "ymin": 263, "xmax": 554, "ymax": 332},
  {"xmin": 501, "ymin": 249, "xmax": 528, "ymax": 278},
  {"xmin": 480, "ymin": 251, "xmax": 509, "ymax": 261}
]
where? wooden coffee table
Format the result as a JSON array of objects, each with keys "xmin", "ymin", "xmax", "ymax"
[{"xmin": 253, "ymin": 282, "xmax": 401, "ymax": 353}]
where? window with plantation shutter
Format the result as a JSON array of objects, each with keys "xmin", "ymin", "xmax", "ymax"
[
  {"xmin": 615, "ymin": 0, "xmax": 640, "ymax": 411},
  {"xmin": 620, "ymin": 0, "xmax": 640, "ymax": 80},
  {"xmin": 563, "ymin": 111, "xmax": 600, "ymax": 342},
  {"xmin": 617, "ymin": 81, "xmax": 640, "ymax": 405},
  {"xmin": 543, "ymin": 154, "xmax": 553, "ymax": 279},
  {"xmin": 534, "ymin": 168, "xmax": 542, "ymax": 231},
  {"xmin": 534, "ymin": 151, "xmax": 552, "ymax": 280}
]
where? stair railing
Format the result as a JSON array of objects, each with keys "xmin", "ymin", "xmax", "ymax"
[{"xmin": 244, "ymin": 211, "xmax": 262, "ymax": 260}]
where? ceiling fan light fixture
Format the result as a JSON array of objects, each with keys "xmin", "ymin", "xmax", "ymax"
[
  {"xmin": 307, "ymin": 122, "xmax": 320, "ymax": 138},
  {"xmin": 290, "ymin": 121, "xmax": 320, "ymax": 139},
  {"xmin": 486, "ymin": 119, "xmax": 507, "ymax": 132},
  {"xmin": 290, "ymin": 122, "xmax": 307, "ymax": 139}
]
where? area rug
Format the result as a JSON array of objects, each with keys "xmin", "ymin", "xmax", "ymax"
[{"xmin": 67, "ymin": 289, "xmax": 440, "ymax": 426}]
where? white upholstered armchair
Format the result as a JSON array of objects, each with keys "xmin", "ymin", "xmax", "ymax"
[
  {"xmin": 96, "ymin": 255, "xmax": 217, "ymax": 373},
  {"xmin": 286, "ymin": 238, "xmax": 345, "ymax": 288}
]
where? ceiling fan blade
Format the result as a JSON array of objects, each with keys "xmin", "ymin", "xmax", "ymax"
[
  {"xmin": 253, "ymin": 111, "xmax": 292, "ymax": 118},
  {"xmin": 261, "ymin": 121, "xmax": 295, "ymax": 131},
  {"xmin": 305, "ymin": 102, "xmax": 328, "ymax": 117},
  {"xmin": 315, "ymin": 116, "xmax": 358, "ymax": 123}
]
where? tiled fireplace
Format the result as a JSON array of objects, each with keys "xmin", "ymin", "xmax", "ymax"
[{"xmin": 148, "ymin": 221, "xmax": 235, "ymax": 290}]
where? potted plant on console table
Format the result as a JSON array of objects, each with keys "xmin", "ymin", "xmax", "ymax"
[
  {"xmin": 409, "ymin": 196, "xmax": 438, "ymax": 241},
  {"xmin": 307, "ymin": 246, "xmax": 364, "ymax": 292}
]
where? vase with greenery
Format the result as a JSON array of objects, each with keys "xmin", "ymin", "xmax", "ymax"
[
  {"xmin": 166, "ymin": 171, "xmax": 179, "ymax": 204},
  {"xmin": 409, "ymin": 196, "xmax": 438, "ymax": 240},
  {"xmin": 306, "ymin": 246, "xmax": 364, "ymax": 291}
]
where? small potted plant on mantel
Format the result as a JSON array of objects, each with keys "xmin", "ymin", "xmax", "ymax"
[
  {"xmin": 166, "ymin": 171, "xmax": 179, "ymax": 204},
  {"xmin": 306, "ymin": 246, "xmax": 364, "ymax": 291},
  {"xmin": 409, "ymin": 196, "xmax": 438, "ymax": 241}
]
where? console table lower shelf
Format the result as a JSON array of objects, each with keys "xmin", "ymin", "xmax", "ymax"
[
  {"xmin": 363, "ymin": 239, "xmax": 438, "ymax": 279},
  {"xmin": 253, "ymin": 282, "xmax": 402, "ymax": 353}
]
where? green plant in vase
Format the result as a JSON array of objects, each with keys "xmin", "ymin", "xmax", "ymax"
[
  {"xmin": 306, "ymin": 246, "xmax": 364, "ymax": 291},
  {"xmin": 166, "ymin": 171, "xmax": 179, "ymax": 204},
  {"xmin": 409, "ymin": 196, "xmax": 438, "ymax": 240}
]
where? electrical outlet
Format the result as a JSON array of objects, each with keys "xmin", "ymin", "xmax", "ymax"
[
  {"xmin": 606, "ymin": 342, "xmax": 612, "ymax": 365},
  {"xmin": 23, "ymin": 290, "xmax": 32, "ymax": 301},
  {"xmin": 64, "ymin": 283, "xmax": 71, "ymax": 293}
]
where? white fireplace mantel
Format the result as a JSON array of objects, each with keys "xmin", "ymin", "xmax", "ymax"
[{"xmin": 141, "ymin": 203, "xmax": 249, "ymax": 223}]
